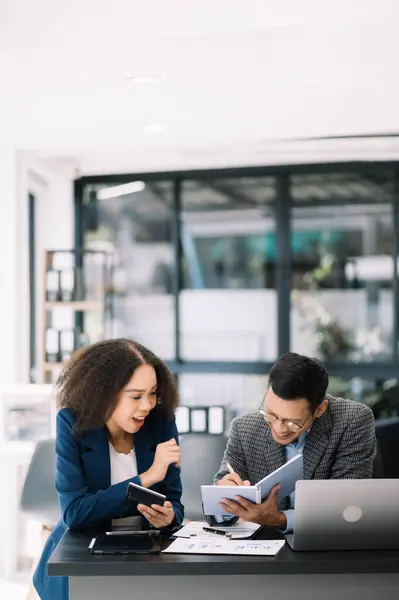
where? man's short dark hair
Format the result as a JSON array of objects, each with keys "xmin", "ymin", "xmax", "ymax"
[{"xmin": 268, "ymin": 353, "xmax": 329, "ymax": 411}]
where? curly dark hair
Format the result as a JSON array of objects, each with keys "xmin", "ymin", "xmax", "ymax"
[{"xmin": 56, "ymin": 338, "xmax": 178, "ymax": 433}]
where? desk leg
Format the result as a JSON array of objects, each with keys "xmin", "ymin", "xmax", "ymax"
[{"xmin": 70, "ymin": 573, "xmax": 399, "ymax": 600}]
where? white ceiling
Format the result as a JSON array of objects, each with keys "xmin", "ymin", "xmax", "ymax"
[{"xmin": 1, "ymin": 0, "xmax": 399, "ymax": 174}]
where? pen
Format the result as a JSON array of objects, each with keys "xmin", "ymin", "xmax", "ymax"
[
  {"xmin": 202, "ymin": 527, "xmax": 231, "ymax": 538},
  {"xmin": 226, "ymin": 462, "xmax": 235, "ymax": 474},
  {"xmin": 106, "ymin": 530, "xmax": 160, "ymax": 536}
]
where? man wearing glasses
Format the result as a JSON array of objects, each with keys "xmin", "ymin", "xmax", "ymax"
[{"xmin": 212, "ymin": 353, "xmax": 376, "ymax": 533}]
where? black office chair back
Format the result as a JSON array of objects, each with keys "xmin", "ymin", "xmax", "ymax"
[
  {"xmin": 180, "ymin": 433, "xmax": 227, "ymax": 520},
  {"xmin": 20, "ymin": 439, "xmax": 60, "ymax": 526},
  {"xmin": 375, "ymin": 417, "xmax": 399, "ymax": 479}
]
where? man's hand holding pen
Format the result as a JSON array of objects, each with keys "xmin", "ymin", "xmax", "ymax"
[{"xmin": 216, "ymin": 462, "xmax": 251, "ymax": 487}]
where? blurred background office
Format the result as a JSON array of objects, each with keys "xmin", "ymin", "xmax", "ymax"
[{"xmin": 1, "ymin": 0, "xmax": 399, "ymax": 597}]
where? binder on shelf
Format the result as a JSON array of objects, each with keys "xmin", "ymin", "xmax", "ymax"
[
  {"xmin": 60, "ymin": 329, "xmax": 75, "ymax": 362},
  {"xmin": 45, "ymin": 328, "xmax": 60, "ymax": 363},
  {"xmin": 60, "ymin": 268, "xmax": 75, "ymax": 302},
  {"xmin": 53, "ymin": 251, "xmax": 74, "ymax": 271},
  {"xmin": 46, "ymin": 269, "xmax": 60, "ymax": 302},
  {"xmin": 74, "ymin": 267, "xmax": 85, "ymax": 301}
]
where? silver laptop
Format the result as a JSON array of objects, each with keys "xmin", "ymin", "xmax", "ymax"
[{"xmin": 286, "ymin": 479, "xmax": 399, "ymax": 551}]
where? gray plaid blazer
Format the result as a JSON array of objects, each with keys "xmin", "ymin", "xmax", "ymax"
[{"xmin": 214, "ymin": 395, "xmax": 377, "ymax": 511}]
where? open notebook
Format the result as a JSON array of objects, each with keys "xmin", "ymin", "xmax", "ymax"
[{"xmin": 201, "ymin": 453, "xmax": 303, "ymax": 517}]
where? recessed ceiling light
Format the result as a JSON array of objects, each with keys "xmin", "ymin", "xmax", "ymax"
[
  {"xmin": 125, "ymin": 76, "xmax": 161, "ymax": 84},
  {"xmin": 145, "ymin": 123, "xmax": 166, "ymax": 134},
  {"xmin": 97, "ymin": 181, "xmax": 145, "ymax": 200}
]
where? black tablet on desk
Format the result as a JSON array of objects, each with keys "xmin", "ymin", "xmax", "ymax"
[{"xmin": 88, "ymin": 532, "xmax": 162, "ymax": 555}]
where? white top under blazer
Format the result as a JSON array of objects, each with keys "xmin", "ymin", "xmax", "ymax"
[{"xmin": 109, "ymin": 443, "xmax": 141, "ymax": 528}]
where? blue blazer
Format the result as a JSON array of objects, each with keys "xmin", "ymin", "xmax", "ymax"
[{"xmin": 33, "ymin": 407, "xmax": 184, "ymax": 600}]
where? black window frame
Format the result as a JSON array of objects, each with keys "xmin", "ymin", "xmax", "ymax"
[{"xmin": 73, "ymin": 161, "xmax": 399, "ymax": 382}]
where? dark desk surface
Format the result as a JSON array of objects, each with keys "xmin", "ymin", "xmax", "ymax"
[{"xmin": 48, "ymin": 528, "xmax": 399, "ymax": 578}]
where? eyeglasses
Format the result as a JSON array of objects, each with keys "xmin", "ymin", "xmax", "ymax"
[{"xmin": 259, "ymin": 408, "xmax": 313, "ymax": 433}]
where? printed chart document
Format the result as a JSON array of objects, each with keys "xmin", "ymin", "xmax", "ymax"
[
  {"xmin": 202, "ymin": 454, "xmax": 303, "ymax": 517},
  {"xmin": 164, "ymin": 538, "xmax": 286, "ymax": 556},
  {"xmin": 174, "ymin": 520, "xmax": 261, "ymax": 540}
]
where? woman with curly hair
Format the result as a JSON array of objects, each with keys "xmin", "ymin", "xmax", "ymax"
[{"xmin": 33, "ymin": 339, "xmax": 183, "ymax": 600}]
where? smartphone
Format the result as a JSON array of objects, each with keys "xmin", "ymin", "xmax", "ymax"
[{"xmin": 127, "ymin": 482, "xmax": 166, "ymax": 507}]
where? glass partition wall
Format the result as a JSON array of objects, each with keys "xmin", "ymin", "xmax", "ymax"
[{"xmin": 75, "ymin": 164, "xmax": 399, "ymax": 420}]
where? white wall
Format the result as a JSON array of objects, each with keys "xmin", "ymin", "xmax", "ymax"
[
  {"xmin": 0, "ymin": 150, "xmax": 20, "ymax": 385},
  {"xmin": 31, "ymin": 163, "xmax": 74, "ymax": 383},
  {"xmin": 0, "ymin": 150, "xmax": 74, "ymax": 386}
]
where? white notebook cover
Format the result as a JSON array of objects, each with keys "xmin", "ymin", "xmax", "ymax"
[{"xmin": 201, "ymin": 454, "xmax": 303, "ymax": 517}]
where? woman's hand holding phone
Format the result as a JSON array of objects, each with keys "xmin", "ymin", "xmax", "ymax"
[
  {"xmin": 137, "ymin": 500, "xmax": 175, "ymax": 528},
  {"xmin": 138, "ymin": 440, "xmax": 179, "ymax": 528},
  {"xmin": 140, "ymin": 439, "xmax": 180, "ymax": 488}
]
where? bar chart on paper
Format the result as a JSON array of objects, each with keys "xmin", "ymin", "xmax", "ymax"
[{"xmin": 163, "ymin": 538, "xmax": 285, "ymax": 556}]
